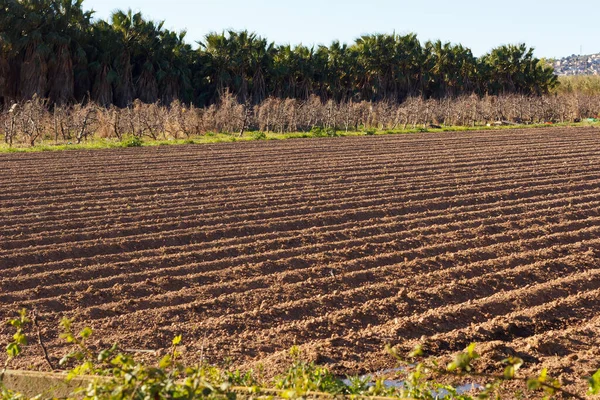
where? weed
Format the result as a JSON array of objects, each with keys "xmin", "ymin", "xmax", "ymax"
[
  {"xmin": 3, "ymin": 309, "xmax": 29, "ymax": 371},
  {"xmin": 3, "ymin": 310, "xmax": 600, "ymax": 399},
  {"xmin": 120, "ymin": 136, "xmax": 143, "ymax": 148},
  {"xmin": 327, "ymin": 128, "xmax": 339, "ymax": 137},
  {"xmin": 310, "ymin": 127, "xmax": 326, "ymax": 137},
  {"xmin": 252, "ymin": 131, "xmax": 267, "ymax": 140},
  {"xmin": 311, "ymin": 127, "xmax": 338, "ymax": 137}
]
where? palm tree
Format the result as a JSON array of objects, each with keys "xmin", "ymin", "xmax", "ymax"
[
  {"xmin": 200, "ymin": 31, "xmax": 234, "ymax": 102},
  {"xmin": 293, "ymin": 45, "xmax": 317, "ymax": 100},
  {"xmin": 354, "ymin": 33, "xmax": 410, "ymax": 101},
  {"xmin": 132, "ymin": 19, "xmax": 163, "ymax": 103},
  {"xmin": 110, "ymin": 9, "xmax": 140, "ymax": 106},
  {"xmin": 200, "ymin": 30, "xmax": 274, "ymax": 103},
  {"xmin": 46, "ymin": 0, "xmax": 93, "ymax": 105},
  {"xmin": 249, "ymin": 38, "xmax": 275, "ymax": 103},
  {"xmin": 87, "ymin": 21, "xmax": 120, "ymax": 105},
  {"xmin": 480, "ymin": 43, "xmax": 555, "ymax": 95},
  {"xmin": 0, "ymin": 3, "xmax": 17, "ymax": 106},
  {"xmin": 325, "ymin": 41, "xmax": 353, "ymax": 101},
  {"xmin": 271, "ymin": 44, "xmax": 295, "ymax": 98},
  {"xmin": 452, "ymin": 44, "xmax": 478, "ymax": 95},
  {"xmin": 14, "ymin": 1, "xmax": 50, "ymax": 101},
  {"xmin": 425, "ymin": 40, "xmax": 452, "ymax": 97},
  {"xmin": 393, "ymin": 33, "xmax": 423, "ymax": 100},
  {"xmin": 0, "ymin": 1, "xmax": 559, "ymax": 107},
  {"xmin": 156, "ymin": 29, "xmax": 193, "ymax": 104}
]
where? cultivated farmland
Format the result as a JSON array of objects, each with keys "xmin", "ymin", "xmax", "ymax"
[{"xmin": 1, "ymin": 127, "xmax": 600, "ymax": 391}]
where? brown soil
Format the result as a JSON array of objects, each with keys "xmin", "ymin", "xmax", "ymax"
[{"xmin": 1, "ymin": 127, "xmax": 600, "ymax": 396}]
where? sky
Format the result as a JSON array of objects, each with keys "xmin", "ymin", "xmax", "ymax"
[{"xmin": 84, "ymin": 0, "xmax": 598, "ymax": 59}]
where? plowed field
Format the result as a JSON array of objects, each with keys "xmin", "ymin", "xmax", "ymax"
[{"xmin": 1, "ymin": 127, "xmax": 600, "ymax": 392}]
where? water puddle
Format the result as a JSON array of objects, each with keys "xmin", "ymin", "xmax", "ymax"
[{"xmin": 343, "ymin": 367, "xmax": 484, "ymax": 397}]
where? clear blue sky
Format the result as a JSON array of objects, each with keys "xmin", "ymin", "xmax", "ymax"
[{"xmin": 84, "ymin": 0, "xmax": 597, "ymax": 59}]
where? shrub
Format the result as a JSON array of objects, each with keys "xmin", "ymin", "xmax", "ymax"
[
  {"xmin": 310, "ymin": 126, "xmax": 326, "ymax": 137},
  {"xmin": 311, "ymin": 127, "xmax": 338, "ymax": 137},
  {"xmin": 252, "ymin": 131, "xmax": 267, "ymax": 140},
  {"xmin": 121, "ymin": 136, "xmax": 143, "ymax": 148}
]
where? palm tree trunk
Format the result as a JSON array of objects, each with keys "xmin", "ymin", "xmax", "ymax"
[
  {"xmin": 136, "ymin": 67, "xmax": 158, "ymax": 103},
  {"xmin": 0, "ymin": 54, "xmax": 9, "ymax": 107},
  {"xmin": 48, "ymin": 44, "xmax": 75, "ymax": 105},
  {"xmin": 19, "ymin": 44, "xmax": 48, "ymax": 100},
  {"xmin": 92, "ymin": 64, "xmax": 114, "ymax": 106},
  {"xmin": 114, "ymin": 53, "xmax": 134, "ymax": 107}
]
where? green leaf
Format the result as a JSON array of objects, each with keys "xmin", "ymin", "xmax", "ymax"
[
  {"xmin": 59, "ymin": 351, "xmax": 80, "ymax": 366},
  {"xmin": 502, "ymin": 356, "xmax": 523, "ymax": 379},
  {"xmin": 289, "ymin": 345, "xmax": 300, "ymax": 360},
  {"xmin": 79, "ymin": 327, "xmax": 93, "ymax": 340},
  {"xmin": 97, "ymin": 349, "xmax": 111, "ymax": 362},
  {"xmin": 408, "ymin": 345, "xmax": 424, "ymax": 358},
  {"xmin": 61, "ymin": 332, "xmax": 76, "ymax": 343},
  {"xmin": 6, "ymin": 342, "xmax": 21, "ymax": 358},
  {"xmin": 18, "ymin": 309, "xmax": 27, "ymax": 319},
  {"xmin": 172, "ymin": 335, "xmax": 182, "ymax": 346},
  {"xmin": 466, "ymin": 343, "xmax": 479, "ymax": 359},
  {"xmin": 60, "ymin": 317, "xmax": 73, "ymax": 331},
  {"xmin": 13, "ymin": 331, "xmax": 27, "ymax": 346},
  {"xmin": 124, "ymin": 372, "xmax": 135, "ymax": 384},
  {"xmin": 527, "ymin": 378, "xmax": 541, "ymax": 390},
  {"xmin": 281, "ymin": 389, "xmax": 298, "ymax": 399},
  {"xmin": 587, "ymin": 369, "xmax": 600, "ymax": 395},
  {"xmin": 159, "ymin": 354, "xmax": 172, "ymax": 369},
  {"xmin": 504, "ymin": 365, "xmax": 516, "ymax": 380},
  {"xmin": 527, "ymin": 368, "xmax": 552, "ymax": 392},
  {"xmin": 8, "ymin": 319, "xmax": 21, "ymax": 328}
]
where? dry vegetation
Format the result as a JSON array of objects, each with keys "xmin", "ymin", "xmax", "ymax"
[
  {"xmin": 2, "ymin": 93, "xmax": 600, "ymax": 147},
  {"xmin": 556, "ymin": 75, "xmax": 600, "ymax": 96}
]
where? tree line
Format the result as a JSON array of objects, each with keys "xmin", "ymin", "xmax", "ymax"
[
  {"xmin": 0, "ymin": 0, "xmax": 559, "ymax": 108},
  {"xmin": 6, "ymin": 92, "xmax": 599, "ymax": 147}
]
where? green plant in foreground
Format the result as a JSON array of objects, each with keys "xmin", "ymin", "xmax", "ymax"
[
  {"xmin": 274, "ymin": 346, "xmax": 354, "ymax": 397},
  {"xmin": 58, "ymin": 318, "xmax": 98, "ymax": 379},
  {"xmin": 4, "ymin": 310, "xmax": 29, "ymax": 362},
  {"xmin": 588, "ymin": 369, "xmax": 600, "ymax": 395},
  {"xmin": 1, "ymin": 310, "xmax": 30, "ymax": 400},
  {"xmin": 387, "ymin": 343, "xmax": 596, "ymax": 400},
  {"xmin": 3, "ymin": 310, "xmax": 600, "ymax": 399}
]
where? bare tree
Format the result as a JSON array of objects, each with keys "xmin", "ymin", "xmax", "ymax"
[{"xmin": 4, "ymin": 93, "xmax": 600, "ymax": 147}]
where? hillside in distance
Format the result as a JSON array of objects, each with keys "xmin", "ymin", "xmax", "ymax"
[{"xmin": 553, "ymin": 53, "xmax": 600, "ymax": 75}]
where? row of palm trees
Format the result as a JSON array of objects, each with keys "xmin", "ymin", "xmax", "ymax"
[{"xmin": 0, "ymin": 0, "xmax": 558, "ymax": 108}]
